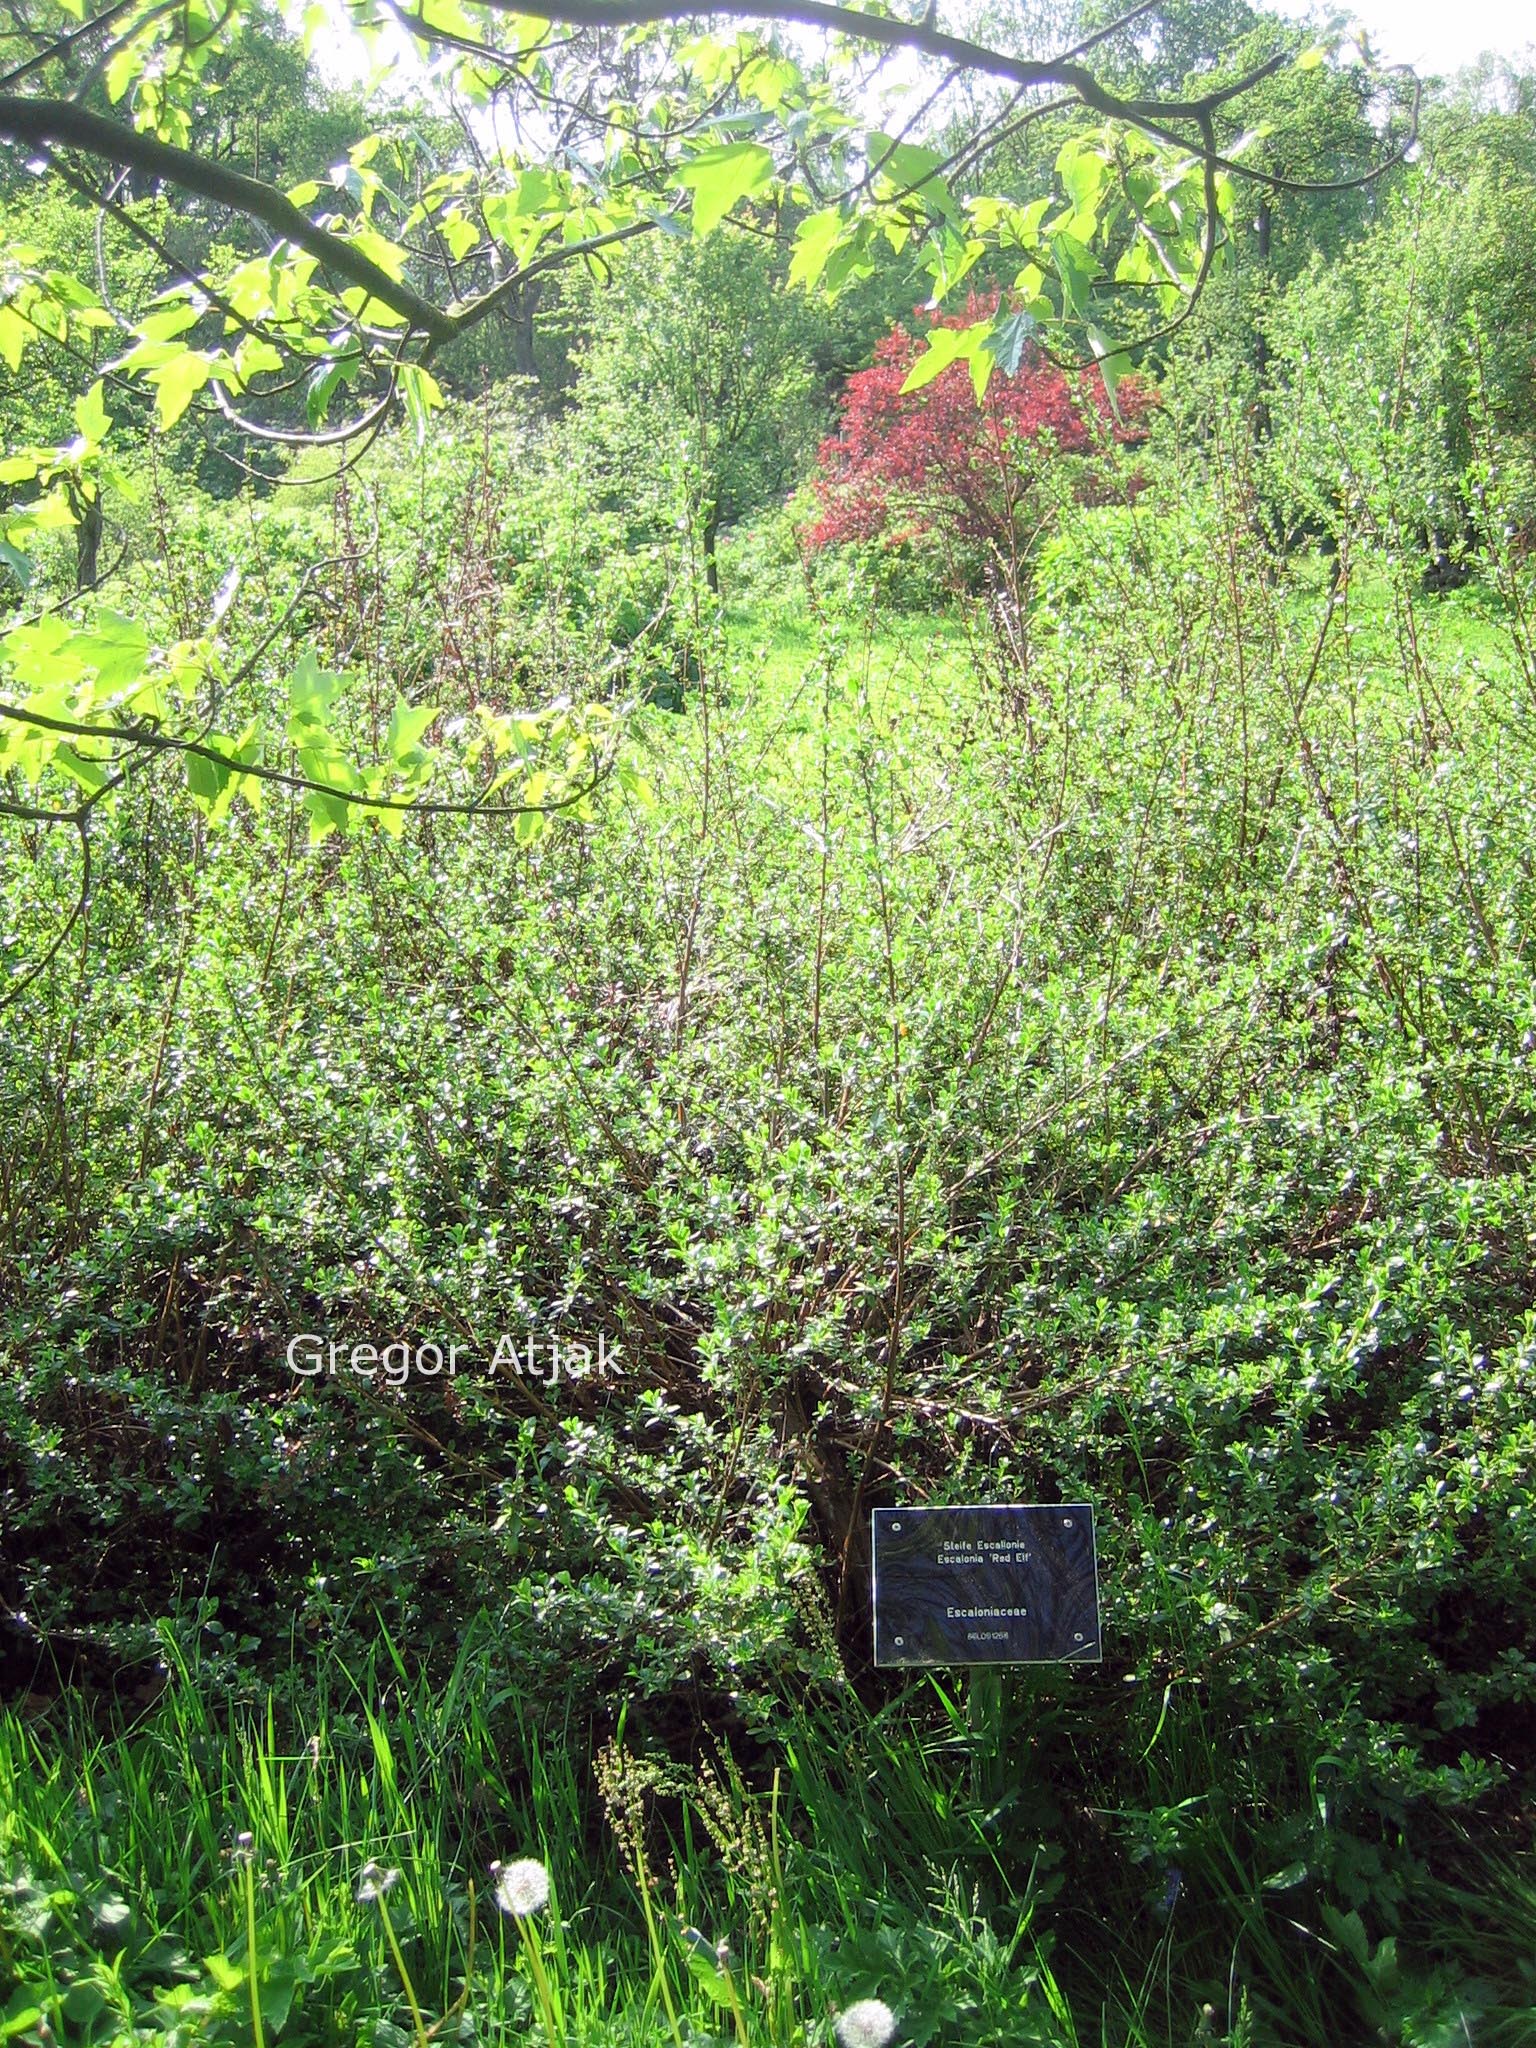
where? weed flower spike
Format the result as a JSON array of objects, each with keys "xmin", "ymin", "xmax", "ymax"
[
  {"xmin": 492, "ymin": 1857, "xmax": 551, "ymax": 1918},
  {"xmin": 835, "ymin": 1999, "xmax": 898, "ymax": 2048}
]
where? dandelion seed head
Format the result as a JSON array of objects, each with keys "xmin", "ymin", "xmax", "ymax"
[
  {"xmin": 835, "ymin": 1998, "xmax": 897, "ymax": 2048},
  {"xmin": 356, "ymin": 1861, "xmax": 401, "ymax": 1904},
  {"xmin": 492, "ymin": 1856, "xmax": 550, "ymax": 1918}
]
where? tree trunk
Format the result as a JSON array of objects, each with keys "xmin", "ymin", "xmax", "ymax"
[
  {"xmin": 72, "ymin": 485, "xmax": 102, "ymax": 591},
  {"xmin": 702, "ymin": 496, "xmax": 720, "ymax": 594},
  {"xmin": 510, "ymin": 279, "xmax": 542, "ymax": 382},
  {"xmin": 1252, "ymin": 198, "xmax": 1273, "ymax": 444}
]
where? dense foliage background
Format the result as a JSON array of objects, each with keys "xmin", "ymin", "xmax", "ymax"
[{"xmin": 3, "ymin": 3, "xmax": 1536, "ymax": 2044}]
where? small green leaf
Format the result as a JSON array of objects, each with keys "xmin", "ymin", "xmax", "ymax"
[
  {"xmin": 73, "ymin": 380, "xmax": 111, "ymax": 444},
  {"xmin": 235, "ymin": 334, "xmax": 285, "ymax": 379},
  {"xmin": 789, "ymin": 207, "xmax": 843, "ymax": 291},
  {"xmin": 346, "ymin": 227, "xmax": 409, "ymax": 281},
  {"xmin": 1051, "ymin": 232, "xmax": 1099, "ymax": 321},
  {"xmin": 307, "ymin": 347, "xmax": 362, "ymax": 429},
  {"xmin": 440, "ymin": 211, "xmax": 479, "ymax": 259},
  {"xmin": 675, "ymin": 142, "xmax": 774, "ymax": 234},
  {"xmin": 288, "ymin": 651, "xmax": 346, "ymax": 728},
  {"xmin": 397, "ymin": 363, "xmax": 444, "ymax": 446},
  {"xmin": 386, "ymin": 694, "xmax": 438, "ymax": 763},
  {"xmin": 81, "ymin": 611, "xmax": 150, "ymax": 692},
  {"xmin": 1056, "ymin": 136, "xmax": 1107, "ymax": 238},
  {"xmin": 900, "ymin": 322, "xmax": 982, "ymax": 395},
  {"xmin": 137, "ymin": 302, "xmax": 202, "ymax": 343},
  {"xmin": 982, "ymin": 310, "xmax": 1037, "ymax": 377},
  {"xmin": 303, "ymin": 787, "xmax": 352, "ymax": 842},
  {"xmin": 0, "ymin": 1993, "xmax": 46, "ymax": 2042},
  {"xmin": 60, "ymin": 1984, "xmax": 106, "ymax": 2026},
  {"xmin": 259, "ymin": 1956, "xmax": 309, "ymax": 2036},
  {"xmin": 682, "ymin": 1949, "xmax": 737, "ymax": 2009},
  {"xmin": 54, "ymin": 746, "xmax": 110, "ymax": 794},
  {"xmin": 1320, "ymin": 1904, "xmax": 1372, "ymax": 1969},
  {"xmin": 203, "ymin": 1954, "xmax": 244, "ymax": 1994},
  {"xmin": 0, "ymin": 538, "xmax": 33, "ymax": 586},
  {"xmin": 1085, "ymin": 323, "xmax": 1127, "ymax": 413},
  {"xmin": 511, "ymin": 167, "xmax": 557, "ymax": 215},
  {"xmin": 616, "ymin": 761, "xmax": 656, "ymax": 809},
  {"xmin": 738, "ymin": 52, "xmax": 798, "ymax": 110},
  {"xmin": 0, "ymin": 304, "xmax": 29, "ymax": 371},
  {"xmin": 185, "ymin": 750, "xmax": 233, "ymax": 808},
  {"xmin": 868, "ymin": 132, "xmax": 960, "ymax": 223},
  {"xmin": 149, "ymin": 349, "xmax": 214, "ymax": 429}
]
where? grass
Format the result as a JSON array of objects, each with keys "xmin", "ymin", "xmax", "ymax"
[
  {"xmin": 0, "ymin": 1634, "xmax": 1078, "ymax": 2048},
  {"xmin": 3, "ymin": 1624, "xmax": 1531, "ymax": 2048}
]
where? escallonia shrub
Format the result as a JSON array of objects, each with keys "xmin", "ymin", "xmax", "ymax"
[{"xmin": 803, "ymin": 292, "xmax": 1156, "ymax": 590}]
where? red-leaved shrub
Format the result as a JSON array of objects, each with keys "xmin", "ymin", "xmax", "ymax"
[{"xmin": 805, "ymin": 295, "xmax": 1155, "ymax": 567}]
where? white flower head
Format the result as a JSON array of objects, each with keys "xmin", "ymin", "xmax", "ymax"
[
  {"xmin": 356, "ymin": 1862, "xmax": 401, "ymax": 1904},
  {"xmin": 492, "ymin": 1857, "xmax": 551, "ymax": 1919},
  {"xmin": 835, "ymin": 1999, "xmax": 897, "ymax": 2048}
]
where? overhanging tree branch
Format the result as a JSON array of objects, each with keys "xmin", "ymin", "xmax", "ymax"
[
  {"xmin": 0, "ymin": 697, "xmax": 615, "ymax": 817},
  {"xmin": 472, "ymin": 0, "xmax": 1292, "ymax": 124},
  {"xmin": 0, "ymin": 93, "xmax": 461, "ymax": 341},
  {"xmin": 0, "ymin": 10, "xmax": 1416, "ymax": 371},
  {"xmin": 0, "ymin": 0, "xmax": 143, "ymax": 90}
]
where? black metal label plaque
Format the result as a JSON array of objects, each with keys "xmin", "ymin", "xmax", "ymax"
[{"xmin": 871, "ymin": 1504, "xmax": 1101, "ymax": 1666}]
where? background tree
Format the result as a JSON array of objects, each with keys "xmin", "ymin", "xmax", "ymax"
[
  {"xmin": 806, "ymin": 295, "xmax": 1153, "ymax": 562},
  {"xmin": 1256, "ymin": 81, "xmax": 1536, "ymax": 573},
  {"xmin": 570, "ymin": 230, "xmax": 823, "ymax": 591}
]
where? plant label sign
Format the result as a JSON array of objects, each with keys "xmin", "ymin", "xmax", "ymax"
[{"xmin": 871, "ymin": 1504, "xmax": 1101, "ymax": 1666}]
